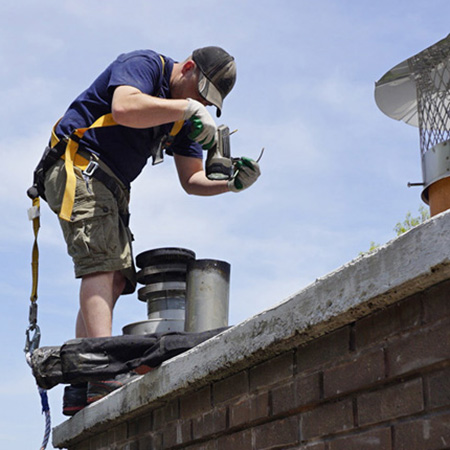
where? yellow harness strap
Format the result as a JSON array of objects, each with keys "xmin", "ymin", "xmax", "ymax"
[
  {"xmin": 52, "ymin": 114, "xmax": 118, "ymax": 221},
  {"xmin": 29, "ymin": 197, "xmax": 40, "ymax": 303},
  {"xmin": 25, "ymin": 195, "xmax": 42, "ymax": 356},
  {"xmin": 171, "ymin": 119, "xmax": 185, "ymax": 137}
]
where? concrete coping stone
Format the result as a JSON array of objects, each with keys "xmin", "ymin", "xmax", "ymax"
[{"xmin": 53, "ymin": 209, "xmax": 450, "ymax": 447}]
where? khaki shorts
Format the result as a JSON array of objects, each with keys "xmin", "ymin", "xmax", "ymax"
[{"xmin": 44, "ymin": 158, "xmax": 136, "ymax": 294}]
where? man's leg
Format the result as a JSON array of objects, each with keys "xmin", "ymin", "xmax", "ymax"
[
  {"xmin": 65, "ymin": 270, "xmax": 126, "ymax": 414},
  {"xmin": 76, "ymin": 270, "xmax": 126, "ymax": 338},
  {"xmin": 76, "ymin": 270, "xmax": 134, "ymax": 405}
]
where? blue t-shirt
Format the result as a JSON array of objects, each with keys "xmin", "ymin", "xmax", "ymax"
[{"xmin": 54, "ymin": 50, "xmax": 203, "ymax": 188}]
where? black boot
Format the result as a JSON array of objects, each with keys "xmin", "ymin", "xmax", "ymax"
[{"xmin": 63, "ymin": 383, "xmax": 88, "ymax": 416}]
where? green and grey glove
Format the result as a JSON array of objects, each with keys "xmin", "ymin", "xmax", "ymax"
[
  {"xmin": 183, "ymin": 98, "xmax": 217, "ymax": 150},
  {"xmin": 228, "ymin": 157, "xmax": 261, "ymax": 192}
]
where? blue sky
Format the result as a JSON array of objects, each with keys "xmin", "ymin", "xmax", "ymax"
[{"xmin": 1, "ymin": 1, "xmax": 449, "ymax": 448}]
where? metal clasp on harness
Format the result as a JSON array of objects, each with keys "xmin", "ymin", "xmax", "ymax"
[
  {"xmin": 25, "ymin": 324, "xmax": 41, "ymax": 354},
  {"xmin": 83, "ymin": 160, "xmax": 99, "ymax": 178},
  {"xmin": 82, "ymin": 160, "xmax": 99, "ymax": 194},
  {"xmin": 24, "ymin": 302, "xmax": 41, "ymax": 354}
]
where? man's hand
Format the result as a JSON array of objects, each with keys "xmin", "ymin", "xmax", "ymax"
[
  {"xmin": 228, "ymin": 157, "xmax": 261, "ymax": 192},
  {"xmin": 183, "ymin": 98, "xmax": 217, "ymax": 150}
]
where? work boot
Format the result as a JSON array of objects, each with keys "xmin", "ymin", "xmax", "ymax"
[
  {"xmin": 62, "ymin": 383, "xmax": 88, "ymax": 416},
  {"xmin": 87, "ymin": 372, "xmax": 140, "ymax": 405}
]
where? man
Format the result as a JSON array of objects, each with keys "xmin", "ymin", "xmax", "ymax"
[{"xmin": 32, "ymin": 46, "xmax": 260, "ymax": 414}]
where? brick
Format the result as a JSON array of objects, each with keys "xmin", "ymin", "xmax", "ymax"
[
  {"xmin": 297, "ymin": 327, "xmax": 351, "ymax": 373},
  {"xmin": 253, "ymin": 416, "xmax": 299, "ymax": 449},
  {"xmin": 218, "ymin": 429, "xmax": 252, "ymax": 450},
  {"xmin": 272, "ymin": 372, "xmax": 321, "ymax": 416},
  {"xmin": 323, "ymin": 349, "xmax": 385, "ymax": 398},
  {"xmin": 295, "ymin": 372, "xmax": 321, "ymax": 407},
  {"xmin": 193, "ymin": 407, "xmax": 227, "ymax": 440},
  {"xmin": 272, "ymin": 381, "xmax": 296, "ymax": 415},
  {"xmin": 328, "ymin": 427, "xmax": 392, "ymax": 450},
  {"xmin": 229, "ymin": 397, "xmax": 250, "ymax": 427},
  {"xmin": 229, "ymin": 391, "xmax": 270, "ymax": 427},
  {"xmin": 130, "ymin": 412, "xmax": 152, "ymax": 436},
  {"xmin": 355, "ymin": 293, "xmax": 422, "ymax": 350},
  {"xmin": 386, "ymin": 321, "xmax": 450, "ymax": 377},
  {"xmin": 127, "ymin": 421, "xmax": 140, "ymax": 439},
  {"xmin": 394, "ymin": 411, "xmax": 450, "ymax": 450},
  {"xmin": 425, "ymin": 366, "xmax": 450, "ymax": 409},
  {"xmin": 249, "ymin": 352, "xmax": 294, "ymax": 391},
  {"xmin": 358, "ymin": 378, "xmax": 424, "ymax": 426},
  {"xmin": 251, "ymin": 390, "xmax": 270, "ymax": 421},
  {"xmin": 180, "ymin": 385, "xmax": 211, "ymax": 419},
  {"xmin": 139, "ymin": 432, "xmax": 163, "ymax": 450},
  {"xmin": 301, "ymin": 399, "xmax": 354, "ymax": 440},
  {"xmin": 161, "ymin": 419, "xmax": 191, "ymax": 448},
  {"xmin": 422, "ymin": 279, "xmax": 450, "ymax": 324},
  {"xmin": 153, "ymin": 399, "xmax": 179, "ymax": 429},
  {"xmin": 213, "ymin": 371, "xmax": 248, "ymax": 405},
  {"xmin": 180, "ymin": 419, "xmax": 192, "ymax": 442},
  {"xmin": 111, "ymin": 422, "xmax": 128, "ymax": 442},
  {"xmin": 90, "ymin": 431, "xmax": 110, "ymax": 449},
  {"xmin": 161, "ymin": 422, "xmax": 178, "ymax": 449}
]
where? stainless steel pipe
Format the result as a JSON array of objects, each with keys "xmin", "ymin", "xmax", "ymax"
[{"xmin": 185, "ymin": 259, "xmax": 230, "ymax": 332}]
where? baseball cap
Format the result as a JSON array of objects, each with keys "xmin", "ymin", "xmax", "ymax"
[{"xmin": 192, "ymin": 46, "xmax": 236, "ymax": 117}]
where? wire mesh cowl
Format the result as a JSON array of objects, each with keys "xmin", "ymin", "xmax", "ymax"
[{"xmin": 408, "ymin": 36, "xmax": 450, "ymax": 155}]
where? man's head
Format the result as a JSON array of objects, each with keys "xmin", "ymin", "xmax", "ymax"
[
  {"xmin": 192, "ymin": 46, "xmax": 236, "ymax": 117},
  {"xmin": 171, "ymin": 46, "xmax": 236, "ymax": 117}
]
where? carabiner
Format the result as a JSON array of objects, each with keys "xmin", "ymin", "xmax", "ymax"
[{"xmin": 25, "ymin": 324, "xmax": 41, "ymax": 354}]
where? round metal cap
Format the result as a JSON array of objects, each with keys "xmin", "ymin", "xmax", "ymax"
[{"xmin": 136, "ymin": 247, "xmax": 196, "ymax": 269}]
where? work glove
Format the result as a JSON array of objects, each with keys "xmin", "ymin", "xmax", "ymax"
[
  {"xmin": 228, "ymin": 157, "xmax": 261, "ymax": 192},
  {"xmin": 183, "ymin": 98, "xmax": 217, "ymax": 150}
]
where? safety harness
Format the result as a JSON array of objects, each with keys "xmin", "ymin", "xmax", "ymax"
[{"xmin": 54, "ymin": 114, "xmax": 120, "ymax": 220}]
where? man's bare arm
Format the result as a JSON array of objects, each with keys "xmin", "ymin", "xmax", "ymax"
[
  {"xmin": 111, "ymin": 85, "xmax": 187, "ymax": 129},
  {"xmin": 173, "ymin": 154, "xmax": 229, "ymax": 196}
]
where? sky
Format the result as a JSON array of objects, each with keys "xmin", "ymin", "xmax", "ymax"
[{"xmin": 1, "ymin": 1, "xmax": 449, "ymax": 448}]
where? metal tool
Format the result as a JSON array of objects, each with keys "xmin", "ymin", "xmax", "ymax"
[
  {"xmin": 205, "ymin": 126, "xmax": 264, "ymax": 180},
  {"xmin": 205, "ymin": 125, "xmax": 234, "ymax": 180}
]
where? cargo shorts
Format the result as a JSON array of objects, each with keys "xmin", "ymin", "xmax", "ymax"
[{"xmin": 44, "ymin": 157, "xmax": 136, "ymax": 294}]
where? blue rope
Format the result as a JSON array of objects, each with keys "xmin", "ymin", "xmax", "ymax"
[
  {"xmin": 38, "ymin": 387, "xmax": 51, "ymax": 450},
  {"xmin": 39, "ymin": 387, "xmax": 49, "ymax": 413}
]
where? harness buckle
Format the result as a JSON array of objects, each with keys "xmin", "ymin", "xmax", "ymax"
[
  {"xmin": 82, "ymin": 160, "xmax": 99, "ymax": 194},
  {"xmin": 83, "ymin": 160, "xmax": 99, "ymax": 178}
]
